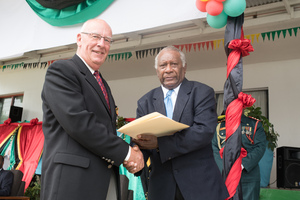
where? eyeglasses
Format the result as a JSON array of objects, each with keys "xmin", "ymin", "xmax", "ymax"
[{"xmin": 81, "ymin": 32, "xmax": 113, "ymax": 44}]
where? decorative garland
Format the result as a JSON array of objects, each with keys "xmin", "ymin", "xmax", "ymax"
[{"xmin": 1, "ymin": 26, "xmax": 299, "ymax": 72}]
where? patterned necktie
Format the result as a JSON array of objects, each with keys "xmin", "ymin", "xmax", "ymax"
[
  {"xmin": 94, "ymin": 71, "xmax": 110, "ymax": 109},
  {"xmin": 164, "ymin": 89, "xmax": 174, "ymax": 119}
]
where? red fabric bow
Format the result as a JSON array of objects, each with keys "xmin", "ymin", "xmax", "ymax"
[
  {"xmin": 226, "ymin": 39, "xmax": 254, "ymax": 78},
  {"xmin": 3, "ymin": 118, "xmax": 11, "ymax": 125},
  {"xmin": 30, "ymin": 118, "xmax": 39, "ymax": 125},
  {"xmin": 228, "ymin": 39, "xmax": 254, "ymax": 57}
]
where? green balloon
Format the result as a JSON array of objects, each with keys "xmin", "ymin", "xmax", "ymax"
[
  {"xmin": 224, "ymin": 0, "xmax": 246, "ymax": 17},
  {"xmin": 207, "ymin": 11, "xmax": 228, "ymax": 29}
]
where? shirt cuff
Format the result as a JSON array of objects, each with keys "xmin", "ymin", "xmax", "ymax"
[{"xmin": 124, "ymin": 146, "xmax": 131, "ymax": 161}]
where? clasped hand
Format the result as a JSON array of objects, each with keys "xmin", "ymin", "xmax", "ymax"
[
  {"xmin": 132, "ymin": 134, "xmax": 158, "ymax": 150},
  {"xmin": 123, "ymin": 145, "xmax": 144, "ymax": 174}
]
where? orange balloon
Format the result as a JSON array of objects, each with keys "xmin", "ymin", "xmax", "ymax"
[
  {"xmin": 196, "ymin": 0, "xmax": 207, "ymax": 12},
  {"xmin": 206, "ymin": 0, "xmax": 223, "ymax": 16}
]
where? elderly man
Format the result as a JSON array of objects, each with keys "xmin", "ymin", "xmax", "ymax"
[
  {"xmin": 132, "ymin": 46, "xmax": 229, "ymax": 200},
  {"xmin": 41, "ymin": 19, "xmax": 144, "ymax": 200}
]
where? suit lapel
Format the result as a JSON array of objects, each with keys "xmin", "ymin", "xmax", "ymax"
[
  {"xmin": 173, "ymin": 78, "xmax": 192, "ymax": 122},
  {"xmin": 153, "ymin": 87, "xmax": 166, "ymax": 116},
  {"xmin": 72, "ymin": 55, "xmax": 112, "ymax": 117}
]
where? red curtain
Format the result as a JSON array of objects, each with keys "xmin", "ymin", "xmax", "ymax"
[
  {"xmin": 15, "ymin": 118, "xmax": 44, "ymax": 189},
  {"xmin": 0, "ymin": 118, "xmax": 44, "ymax": 190},
  {"xmin": 0, "ymin": 119, "xmax": 19, "ymax": 146}
]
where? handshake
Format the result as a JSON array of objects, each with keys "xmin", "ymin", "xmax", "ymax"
[
  {"xmin": 123, "ymin": 134, "xmax": 158, "ymax": 174},
  {"xmin": 123, "ymin": 145, "xmax": 144, "ymax": 174}
]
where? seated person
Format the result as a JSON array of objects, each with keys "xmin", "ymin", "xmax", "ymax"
[{"xmin": 0, "ymin": 155, "xmax": 13, "ymax": 196}]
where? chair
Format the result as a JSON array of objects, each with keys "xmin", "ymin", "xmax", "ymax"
[{"xmin": 0, "ymin": 170, "xmax": 30, "ymax": 200}]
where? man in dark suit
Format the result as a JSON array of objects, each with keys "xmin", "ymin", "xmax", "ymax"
[
  {"xmin": 41, "ymin": 19, "xmax": 144, "ymax": 200},
  {"xmin": 0, "ymin": 155, "xmax": 13, "ymax": 196},
  {"xmin": 132, "ymin": 46, "xmax": 229, "ymax": 200}
]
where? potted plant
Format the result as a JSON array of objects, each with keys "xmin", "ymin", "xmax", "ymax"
[{"xmin": 244, "ymin": 105, "xmax": 279, "ymax": 187}]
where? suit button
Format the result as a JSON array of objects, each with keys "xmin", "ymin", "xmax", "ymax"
[
  {"xmin": 108, "ymin": 164, "xmax": 112, "ymax": 169},
  {"xmin": 111, "ymin": 161, "xmax": 114, "ymax": 164}
]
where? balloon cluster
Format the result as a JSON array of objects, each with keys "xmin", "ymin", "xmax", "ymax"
[{"xmin": 196, "ymin": 0, "xmax": 246, "ymax": 29}]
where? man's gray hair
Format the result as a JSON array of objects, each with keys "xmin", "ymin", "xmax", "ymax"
[{"xmin": 154, "ymin": 46, "xmax": 186, "ymax": 69}]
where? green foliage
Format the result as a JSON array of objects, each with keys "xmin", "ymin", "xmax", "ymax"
[
  {"xmin": 244, "ymin": 106, "xmax": 279, "ymax": 151},
  {"xmin": 116, "ymin": 116, "xmax": 127, "ymax": 129},
  {"xmin": 25, "ymin": 175, "xmax": 40, "ymax": 200}
]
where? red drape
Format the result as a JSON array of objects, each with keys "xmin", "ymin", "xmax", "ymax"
[
  {"xmin": 0, "ymin": 118, "xmax": 44, "ymax": 190},
  {"xmin": 0, "ymin": 119, "xmax": 19, "ymax": 146},
  {"xmin": 15, "ymin": 118, "xmax": 44, "ymax": 189}
]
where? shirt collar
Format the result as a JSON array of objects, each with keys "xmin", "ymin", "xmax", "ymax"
[
  {"xmin": 161, "ymin": 84, "xmax": 181, "ymax": 98},
  {"xmin": 77, "ymin": 54, "xmax": 96, "ymax": 75}
]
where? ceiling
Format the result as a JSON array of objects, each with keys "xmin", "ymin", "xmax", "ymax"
[{"xmin": 1, "ymin": 0, "xmax": 300, "ymax": 65}]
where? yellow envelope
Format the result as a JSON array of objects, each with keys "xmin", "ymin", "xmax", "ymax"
[{"xmin": 117, "ymin": 112, "xmax": 189, "ymax": 139}]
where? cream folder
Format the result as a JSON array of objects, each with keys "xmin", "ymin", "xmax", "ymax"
[{"xmin": 117, "ymin": 112, "xmax": 189, "ymax": 139}]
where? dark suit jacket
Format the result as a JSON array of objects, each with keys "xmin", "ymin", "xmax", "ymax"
[
  {"xmin": 136, "ymin": 78, "xmax": 229, "ymax": 200},
  {"xmin": 0, "ymin": 169, "xmax": 13, "ymax": 196},
  {"xmin": 41, "ymin": 54, "xmax": 129, "ymax": 200}
]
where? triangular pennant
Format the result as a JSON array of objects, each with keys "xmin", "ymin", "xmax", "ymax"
[
  {"xmin": 276, "ymin": 30, "xmax": 281, "ymax": 39},
  {"xmin": 128, "ymin": 52, "xmax": 132, "ymax": 59},
  {"xmin": 281, "ymin": 29, "xmax": 286, "ymax": 38},
  {"xmin": 201, "ymin": 42, "xmax": 205, "ymax": 50},
  {"xmin": 255, "ymin": 34, "xmax": 260, "ymax": 42},
  {"xmin": 251, "ymin": 34, "xmax": 255, "ymax": 43},
  {"xmin": 293, "ymin": 28, "xmax": 298, "ymax": 36},
  {"xmin": 261, "ymin": 33, "xmax": 266, "ymax": 41},
  {"xmin": 174, "ymin": 45, "xmax": 179, "ymax": 49},
  {"xmin": 213, "ymin": 40, "xmax": 217, "ymax": 49},
  {"xmin": 197, "ymin": 43, "xmax": 201, "ymax": 51},
  {"xmin": 145, "ymin": 49, "xmax": 148, "ymax": 57},
  {"xmin": 153, "ymin": 48, "xmax": 157, "ymax": 55},
  {"xmin": 135, "ymin": 51, "xmax": 139, "ymax": 59},
  {"xmin": 193, "ymin": 43, "xmax": 197, "ymax": 51},
  {"xmin": 141, "ymin": 50, "xmax": 145, "ymax": 58},
  {"xmin": 266, "ymin": 32, "xmax": 271, "ymax": 40},
  {"xmin": 288, "ymin": 28, "xmax": 293, "ymax": 36},
  {"xmin": 271, "ymin": 31, "xmax": 276, "ymax": 41},
  {"xmin": 205, "ymin": 41, "xmax": 209, "ymax": 50},
  {"xmin": 180, "ymin": 45, "xmax": 184, "ymax": 51},
  {"xmin": 210, "ymin": 41, "xmax": 214, "ymax": 50}
]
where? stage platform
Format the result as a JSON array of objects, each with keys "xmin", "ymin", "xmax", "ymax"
[{"xmin": 260, "ymin": 188, "xmax": 300, "ymax": 200}]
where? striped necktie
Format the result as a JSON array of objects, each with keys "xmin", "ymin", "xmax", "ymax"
[
  {"xmin": 164, "ymin": 89, "xmax": 174, "ymax": 119},
  {"xmin": 94, "ymin": 71, "xmax": 110, "ymax": 109}
]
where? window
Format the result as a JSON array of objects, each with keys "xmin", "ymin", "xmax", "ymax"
[
  {"xmin": 0, "ymin": 94, "xmax": 23, "ymax": 124},
  {"xmin": 215, "ymin": 89, "xmax": 268, "ymax": 117}
]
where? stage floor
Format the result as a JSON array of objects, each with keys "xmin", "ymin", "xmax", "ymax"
[{"xmin": 260, "ymin": 188, "xmax": 300, "ymax": 200}]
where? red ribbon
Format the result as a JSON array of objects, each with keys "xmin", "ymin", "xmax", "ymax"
[
  {"xmin": 225, "ymin": 92, "xmax": 256, "ymax": 141},
  {"xmin": 3, "ymin": 118, "xmax": 11, "ymax": 125},
  {"xmin": 30, "ymin": 118, "xmax": 39, "ymax": 125},
  {"xmin": 226, "ymin": 38, "xmax": 254, "ymax": 78}
]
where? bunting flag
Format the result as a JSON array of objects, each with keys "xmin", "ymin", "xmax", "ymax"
[
  {"xmin": 1, "ymin": 26, "xmax": 299, "ymax": 72},
  {"xmin": 135, "ymin": 47, "xmax": 165, "ymax": 59},
  {"xmin": 106, "ymin": 52, "xmax": 133, "ymax": 62}
]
